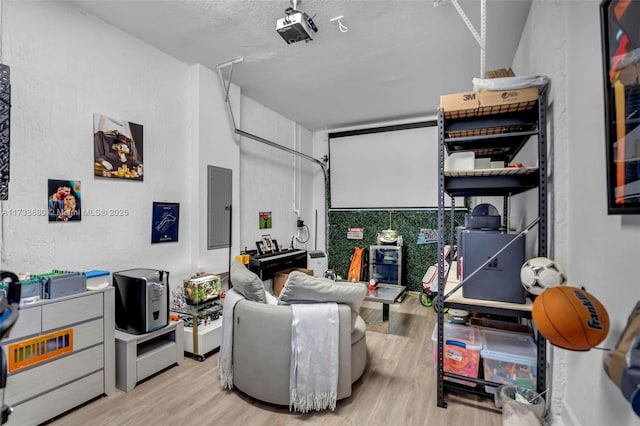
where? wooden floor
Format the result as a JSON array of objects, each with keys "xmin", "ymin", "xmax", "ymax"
[{"xmin": 48, "ymin": 293, "xmax": 501, "ymax": 426}]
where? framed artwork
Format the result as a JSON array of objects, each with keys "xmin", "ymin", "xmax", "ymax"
[
  {"xmin": 152, "ymin": 202, "xmax": 179, "ymax": 243},
  {"xmin": 93, "ymin": 113, "xmax": 144, "ymax": 181},
  {"xmin": 48, "ymin": 179, "xmax": 81, "ymax": 222},
  {"xmin": 600, "ymin": 0, "xmax": 640, "ymax": 213},
  {"xmin": 259, "ymin": 211, "xmax": 272, "ymax": 229},
  {"xmin": 272, "ymin": 239, "xmax": 279, "ymax": 252},
  {"xmin": 256, "ymin": 240, "xmax": 266, "ymax": 255}
]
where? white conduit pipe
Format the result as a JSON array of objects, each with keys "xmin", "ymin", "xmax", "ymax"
[{"xmin": 215, "ymin": 57, "xmax": 329, "ymax": 253}]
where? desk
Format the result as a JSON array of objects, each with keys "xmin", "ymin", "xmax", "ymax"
[
  {"xmin": 248, "ymin": 249, "xmax": 307, "ymax": 280},
  {"xmin": 362, "ymin": 283, "xmax": 406, "ymax": 333}
]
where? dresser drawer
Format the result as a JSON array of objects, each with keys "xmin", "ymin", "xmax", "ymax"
[{"xmin": 42, "ymin": 292, "xmax": 102, "ymax": 331}]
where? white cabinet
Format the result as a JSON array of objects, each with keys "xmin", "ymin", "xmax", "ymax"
[
  {"xmin": 182, "ymin": 319, "xmax": 221, "ymax": 360},
  {"xmin": 171, "ymin": 301, "xmax": 222, "ymax": 360},
  {"xmin": 1, "ymin": 288, "xmax": 115, "ymax": 425},
  {"xmin": 115, "ymin": 321, "xmax": 184, "ymax": 392}
]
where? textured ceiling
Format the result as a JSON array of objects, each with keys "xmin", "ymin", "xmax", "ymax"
[{"xmin": 71, "ymin": 0, "xmax": 532, "ymax": 130}]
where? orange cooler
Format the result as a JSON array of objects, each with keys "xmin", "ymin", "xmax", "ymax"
[{"xmin": 431, "ymin": 323, "xmax": 482, "ymax": 387}]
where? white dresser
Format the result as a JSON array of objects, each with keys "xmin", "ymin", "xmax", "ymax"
[{"xmin": 1, "ymin": 287, "xmax": 115, "ymax": 425}]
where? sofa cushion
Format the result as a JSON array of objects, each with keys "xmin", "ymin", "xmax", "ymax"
[
  {"xmin": 230, "ymin": 260, "xmax": 266, "ymax": 303},
  {"xmin": 279, "ymin": 271, "xmax": 367, "ymax": 312}
]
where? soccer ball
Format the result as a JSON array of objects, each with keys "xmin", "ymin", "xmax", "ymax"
[{"xmin": 520, "ymin": 257, "xmax": 567, "ymax": 295}]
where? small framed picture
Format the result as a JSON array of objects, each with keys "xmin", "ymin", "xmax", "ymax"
[
  {"xmin": 256, "ymin": 241, "xmax": 266, "ymax": 255},
  {"xmin": 261, "ymin": 234, "xmax": 275, "ymax": 253},
  {"xmin": 48, "ymin": 179, "xmax": 81, "ymax": 222},
  {"xmin": 272, "ymin": 239, "xmax": 279, "ymax": 252}
]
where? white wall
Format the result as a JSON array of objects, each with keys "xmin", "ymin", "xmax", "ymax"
[
  {"xmin": 514, "ymin": 1, "xmax": 640, "ymax": 425},
  {"xmin": 0, "ymin": 2, "xmax": 306, "ymax": 295},
  {"xmin": 1, "ymin": 1, "xmax": 193, "ymax": 284},
  {"xmin": 190, "ymin": 64, "xmax": 241, "ymax": 275},
  {"xmin": 239, "ymin": 96, "xmax": 315, "ymax": 254}
]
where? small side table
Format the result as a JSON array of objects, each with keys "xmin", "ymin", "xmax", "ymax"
[
  {"xmin": 115, "ymin": 320, "xmax": 184, "ymax": 392},
  {"xmin": 170, "ymin": 300, "xmax": 222, "ymax": 361},
  {"xmin": 362, "ymin": 283, "xmax": 406, "ymax": 333}
]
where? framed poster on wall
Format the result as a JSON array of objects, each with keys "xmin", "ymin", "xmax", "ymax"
[
  {"xmin": 93, "ymin": 113, "xmax": 144, "ymax": 181},
  {"xmin": 151, "ymin": 202, "xmax": 179, "ymax": 243},
  {"xmin": 600, "ymin": 0, "xmax": 640, "ymax": 213}
]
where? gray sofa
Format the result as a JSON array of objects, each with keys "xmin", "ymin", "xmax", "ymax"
[
  {"xmin": 228, "ymin": 262, "xmax": 368, "ymax": 406},
  {"xmin": 232, "ymin": 300, "xmax": 367, "ymax": 405}
]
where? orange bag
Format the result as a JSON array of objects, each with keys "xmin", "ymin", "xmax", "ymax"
[{"xmin": 347, "ymin": 247, "xmax": 369, "ymax": 282}]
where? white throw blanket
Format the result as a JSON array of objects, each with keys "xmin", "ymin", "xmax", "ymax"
[
  {"xmin": 218, "ymin": 288, "xmax": 245, "ymax": 390},
  {"xmin": 289, "ymin": 302, "xmax": 339, "ymax": 413}
]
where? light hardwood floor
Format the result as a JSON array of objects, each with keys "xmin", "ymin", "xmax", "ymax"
[{"xmin": 48, "ymin": 293, "xmax": 501, "ymax": 426}]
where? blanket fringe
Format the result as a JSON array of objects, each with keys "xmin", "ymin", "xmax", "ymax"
[
  {"xmin": 289, "ymin": 389, "xmax": 337, "ymax": 413},
  {"xmin": 219, "ymin": 365, "xmax": 234, "ymax": 390}
]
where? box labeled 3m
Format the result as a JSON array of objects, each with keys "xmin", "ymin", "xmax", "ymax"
[{"xmin": 440, "ymin": 86, "xmax": 539, "ymax": 118}]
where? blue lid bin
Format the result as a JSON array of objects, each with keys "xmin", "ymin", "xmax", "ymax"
[{"xmin": 480, "ymin": 328, "xmax": 537, "ymax": 390}]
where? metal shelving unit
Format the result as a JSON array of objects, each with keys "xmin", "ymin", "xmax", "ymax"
[{"xmin": 436, "ymin": 89, "xmax": 548, "ymax": 408}]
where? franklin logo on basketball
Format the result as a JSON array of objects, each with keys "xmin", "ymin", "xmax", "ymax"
[
  {"xmin": 532, "ymin": 286, "xmax": 609, "ymax": 351},
  {"xmin": 574, "ymin": 290, "xmax": 604, "ymax": 331}
]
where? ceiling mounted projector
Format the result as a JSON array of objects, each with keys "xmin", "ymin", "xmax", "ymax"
[{"xmin": 276, "ymin": 2, "xmax": 318, "ymax": 44}]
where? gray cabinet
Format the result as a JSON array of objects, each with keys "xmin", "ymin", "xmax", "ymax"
[
  {"xmin": 115, "ymin": 321, "xmax": 184, "ymax": 391},
  {"xmin": 207, "ymin": 165, "xmax": 232, "ymax": 250}
]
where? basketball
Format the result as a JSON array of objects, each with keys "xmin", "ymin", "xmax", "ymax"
[{"xmin": 532, "ymin": 286, "xmax": 609, "ymax": 351}]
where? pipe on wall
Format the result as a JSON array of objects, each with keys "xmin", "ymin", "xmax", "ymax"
[{"xmin": 216, "ymin": 57, "xmax": 329, "ymax": 254}]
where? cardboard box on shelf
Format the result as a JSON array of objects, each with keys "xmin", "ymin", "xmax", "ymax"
[
  {"xmin": 274, "ymin": 267, "xmax": 313, "ymax": 296},
  {"xmin": 617, "ymin": 63, "xmax": 640, "ymax": 86},
  {"xmin": 440, "ymin": 86, "xmax": 539, "ymax": 118},
  {"xmin": 484, "ymin": 68, "xmax": 516, "ymax": 79}
]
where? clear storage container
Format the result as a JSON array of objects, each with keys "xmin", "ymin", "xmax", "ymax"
[
  {"xmin": 431, "ymin": 322, "xmax": 482, "ymax": 387},
  {"xmin": 480, "ymin": 328, "xmax": 537, "ymax": 390}
]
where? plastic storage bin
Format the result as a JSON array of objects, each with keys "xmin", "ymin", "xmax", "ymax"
[
  {"xmin": 431, "ymin": 323, "xmax": 482, "ymax": 387},
  {"xmin": 480, "ymin": 328, "xmax": 537, "ymax": 391}
]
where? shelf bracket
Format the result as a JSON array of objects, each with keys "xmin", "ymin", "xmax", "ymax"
[{"xmin": 434, "ymin": 0, "xmax": 486, "ymax": 78}]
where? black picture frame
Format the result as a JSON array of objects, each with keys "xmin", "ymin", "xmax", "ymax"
[
  {"xmin": 600, "ymin": 0, "xmax": 640, "ymax": 214},
  {"xmin": 272, "ymin": 239, "xmax": 279, "ymax": 252},
  {"xmin": 256, "ymin": 241, "xmax": 265, "ymax": 255}
]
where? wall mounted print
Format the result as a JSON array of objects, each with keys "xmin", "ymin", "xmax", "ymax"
[
  {"xmin": 48, "ymin": 179, "xmax": 81, "ymax": 222},
  {"xmin": 152, "ymin": 202, "xmax": 179, "ymax": 243},
  {"xmin": 259, "ymin": 211, "xmax": 272, "ymax": 229},
  {"xmin": 600, "ymin": 0, "xmax": 640, "ymax": 213},
  {"xmin": 93, "ymin": 113, "xmax": 144, "ymax": 181}
]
